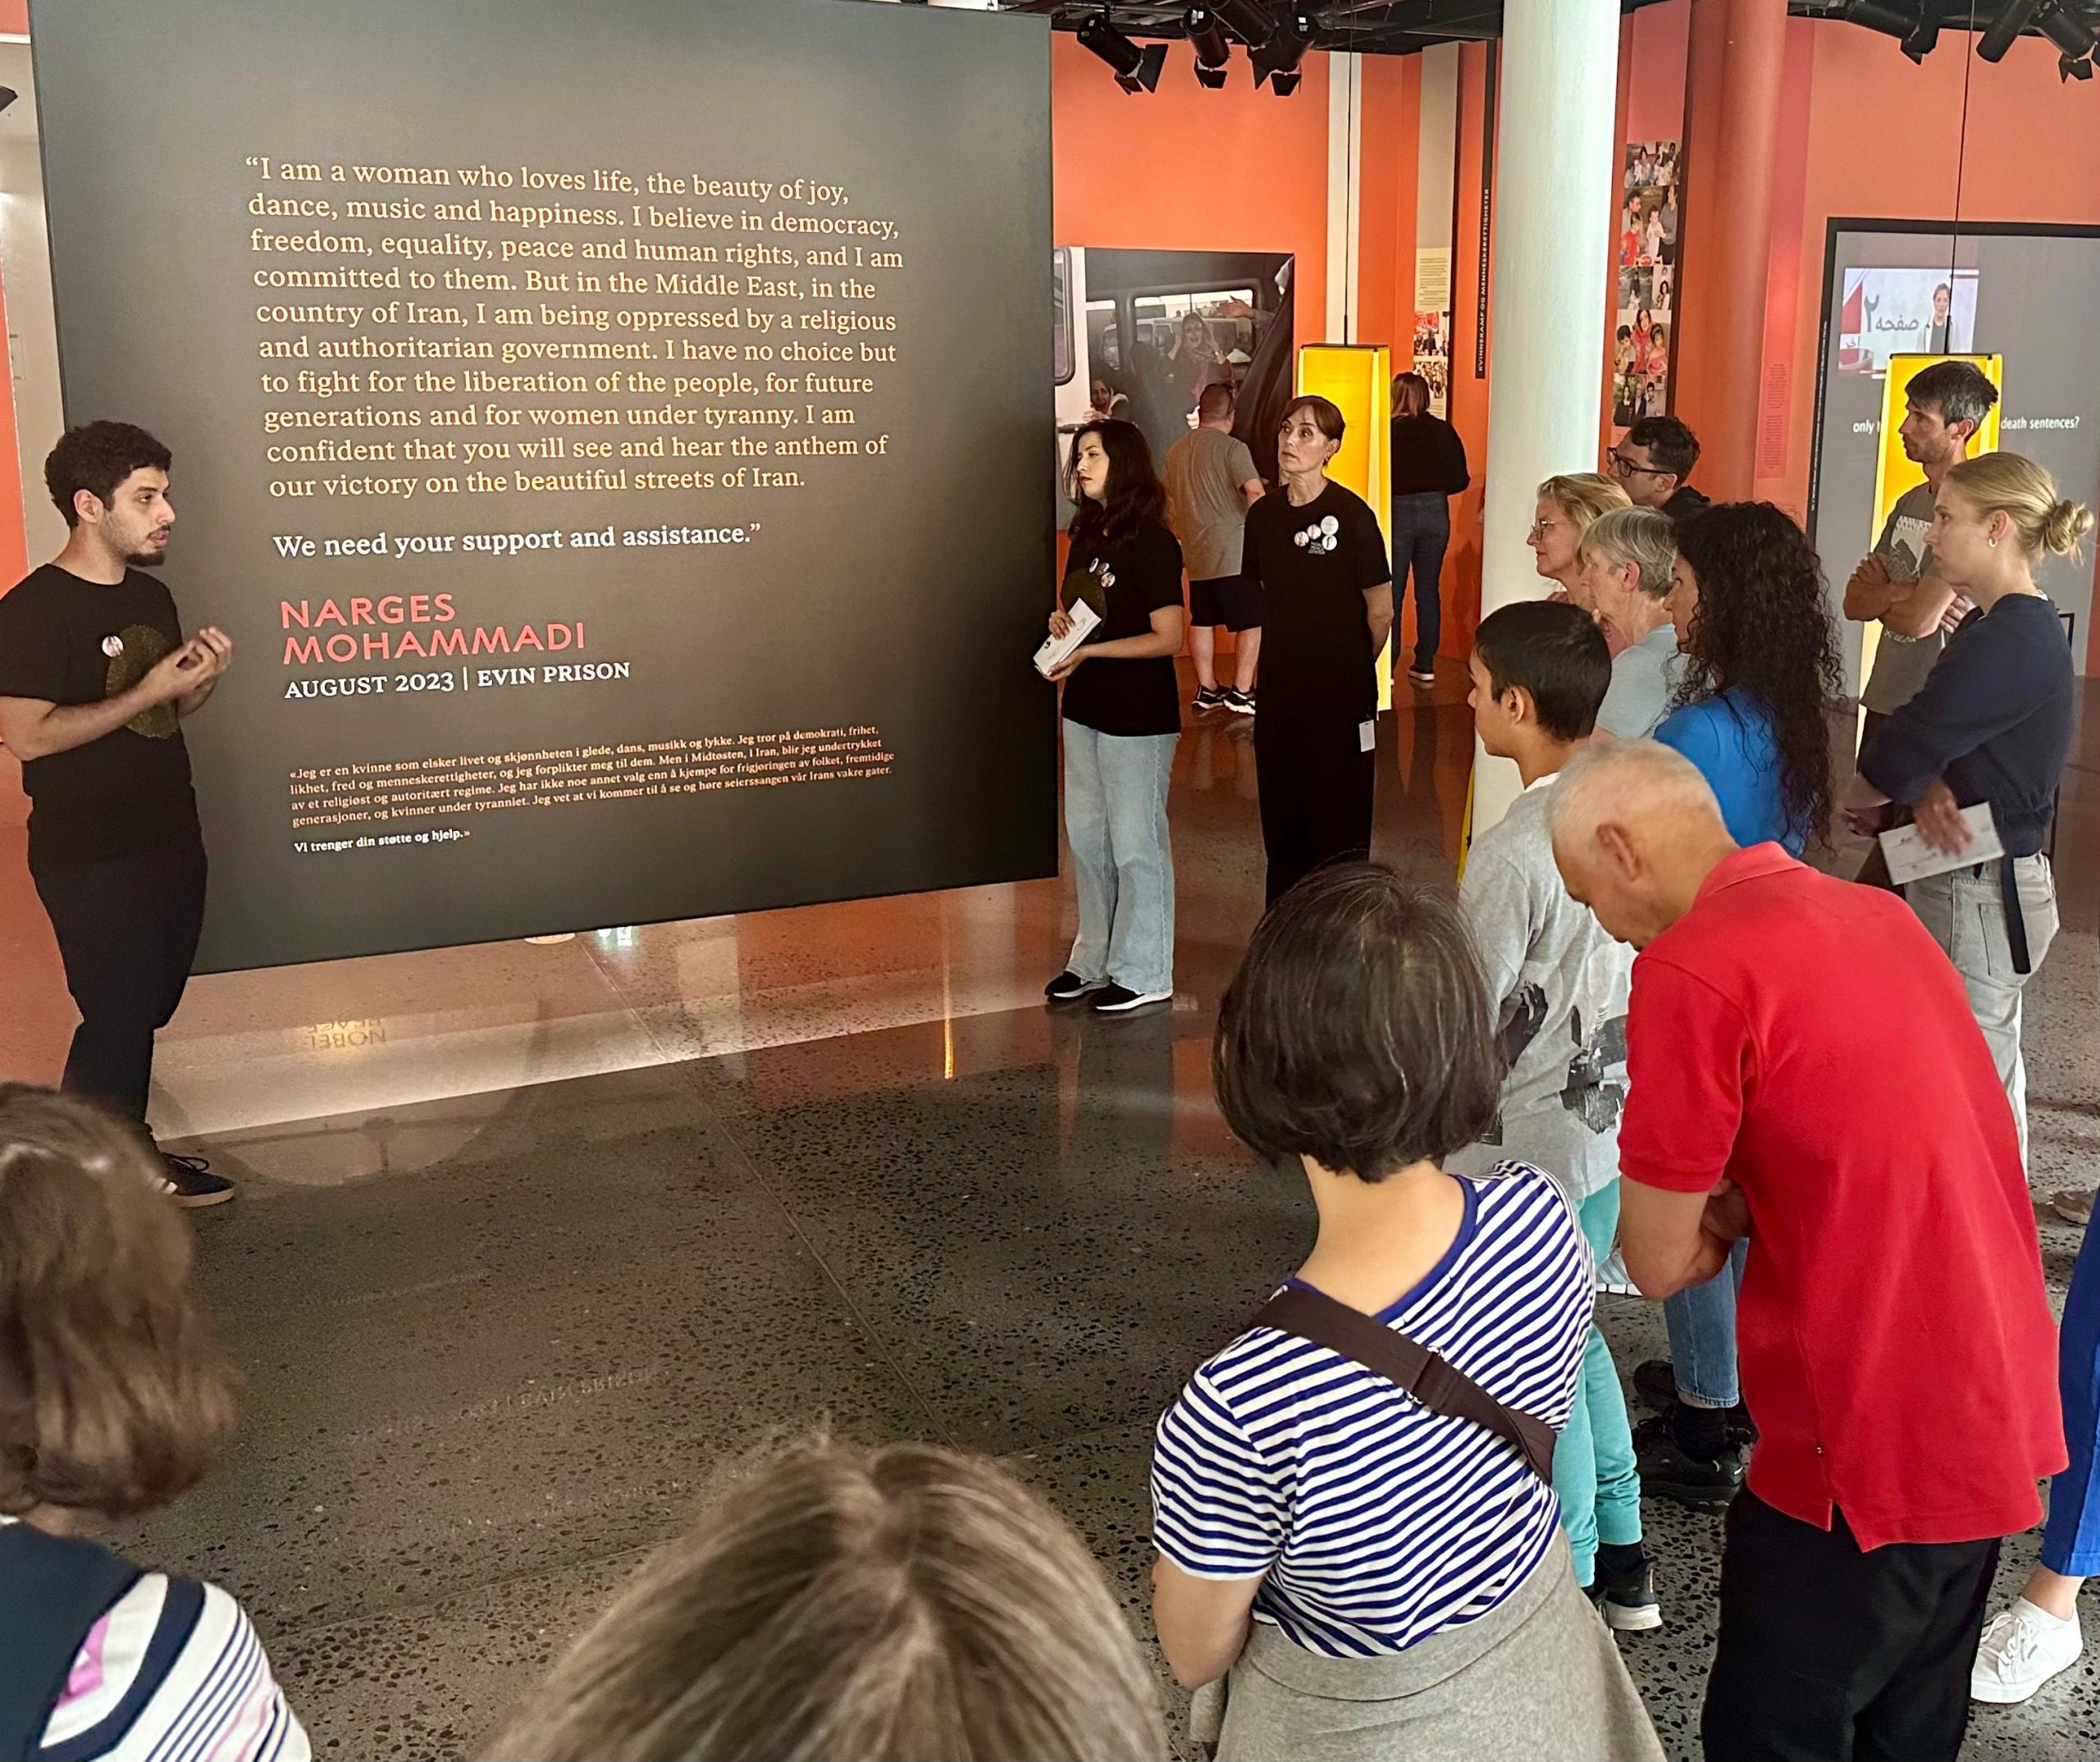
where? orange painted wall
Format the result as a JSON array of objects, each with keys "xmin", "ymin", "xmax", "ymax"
[
  {"xmin": 1767, "ymin": 30, "xmax": 2100, "ymax": 526},
  {"xmin": 1440, "ymin": 43, "xmax": 1493, "ymax": 662},
  {"xmin": 1354, "ymin": 52, "xmax": 1419, "ymax": 358},
  {"xmin": 1051, "ymin": 33, "xmax": 1331, "ymax": 340}
]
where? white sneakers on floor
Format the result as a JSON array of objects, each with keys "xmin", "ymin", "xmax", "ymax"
[{"xmin": 1971, "ymin": 1598, "xmax": 2083, "ymax": 1704}]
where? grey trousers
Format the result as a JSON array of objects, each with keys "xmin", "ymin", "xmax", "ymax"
[
  {"xmin": 1907, "ymin": 854, "xmax": 2058, "ymax": 1162},
  {"xmin": 1191, "ymin": 1537, "xmax": 1663, "ymax": 1762}
]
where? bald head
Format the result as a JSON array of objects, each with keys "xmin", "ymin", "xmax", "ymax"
[{"xmin": 1549, "ymin": 740, "xmax": 1737, "ymax": 947}]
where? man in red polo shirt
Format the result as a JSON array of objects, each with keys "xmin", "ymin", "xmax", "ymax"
[{"xmin": 1549, "ymin": 740, "xmax": 2061, "ymax": 1762}]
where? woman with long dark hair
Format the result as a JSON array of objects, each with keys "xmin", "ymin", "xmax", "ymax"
[
  {"xmin": 1658, "ymin": 502, "xmax": 1841, "ymax": 851},
  {"xmin": 1043, "ymin": 419, "xmax": 1186, "ymax": 1015},
  {"xmin": 1632, "ymin": 500, "xmax": 1842, "ymax": 1514}
]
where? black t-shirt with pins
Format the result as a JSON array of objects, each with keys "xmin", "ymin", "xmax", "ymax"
[
  {"xmin": 1242, "ymin": 482, "xmax": 1392, "ymax": 726},
  {"xmin": 1058, "ymin": 516, "xmax": 1185, "ymax": 738},
  {"xmin": 0, "ymin": 564, "xmax": 199, "ymax": 860}
]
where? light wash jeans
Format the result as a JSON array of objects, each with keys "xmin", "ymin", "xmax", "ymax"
[
  {"xmin": 1906, "ymin": 854, "xmax": 2059, "ymax": 1162},
  {"xmin": 1663, "ymin": 1237, "xmax": 1748, "ymax": 1410},
  {"xmin": 1062, "ymin": 720, "xmax": 1178, "ymax": 998},
  {"xmin": 1559, "ymin": 1182, "xmax": 1642, "ymax": 1586}
]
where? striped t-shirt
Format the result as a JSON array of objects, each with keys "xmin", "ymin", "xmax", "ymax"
[
  {"xmin": 0, "ymin": 1516, "xmax": 311, "ymax": 1762},
  {"xmin": 1150, "ymin": 1162, "xmax": 1592, "ymax": 1657}
]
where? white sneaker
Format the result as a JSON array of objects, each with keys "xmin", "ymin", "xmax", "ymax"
[{"xmin": 1971, "ymin": 1599, "xmax": 2082, "ymax": 1704}]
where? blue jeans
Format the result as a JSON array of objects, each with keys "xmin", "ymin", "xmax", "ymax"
[
  {"xmin": 1558, "ymin": 1183, "xmax": 1642, "ymax": 1586},
  {"xmin": 2044, "ymin": 1218, "xmax": 2100, "ymax": 1576},
  {"xmin": 1390, "ymin": 491, "xmax": 1449, "ymax": 672},
  {"xmin": 1062, "ymin": 720, "xmax": 1177, "ymax": 998},
  {"xmin": 1664, "ymin": 1236, "xmax": 1749, "ymax": 1409}
]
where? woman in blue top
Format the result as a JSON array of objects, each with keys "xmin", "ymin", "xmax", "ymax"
[
  {"xmin": 1656, "ymin": 502, "xmax": 1841, "ymax": 856},
  {"xmin": 1636, "ymin": 502, "xmax": 1841, "ymax": 1506}
]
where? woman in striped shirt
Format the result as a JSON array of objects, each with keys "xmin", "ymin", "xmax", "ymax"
[
  {"xmin": 1149, "ymin": 868, "xmax": 1660, "ymax": 1761},
  {"xmin": 0, "ymin": 1087, "xmax": 308, "ymax": 1762}
]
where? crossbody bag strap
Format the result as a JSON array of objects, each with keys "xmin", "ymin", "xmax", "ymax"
[{"xmin": 1250, "ymin": 1285, "xmax": 1557, "ymax": 1483}]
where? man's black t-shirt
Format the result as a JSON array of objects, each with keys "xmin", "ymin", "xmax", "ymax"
[
  {"xmin": 1242, "ymin": 482, "xmax": 1392, "ymax": 725},
  {"xmin": 1058, "ymin": 517, "xmax": 1185, "ymax": 738},
  {"xmin": 0, "ymin": 564, "xmax": 199, "ymax": 860}
]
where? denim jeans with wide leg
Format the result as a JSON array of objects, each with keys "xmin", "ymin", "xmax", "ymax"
[
  {"xmin": 1062, "ymin": 719, "xmax": 1178, "ymax": 998},
  {"xmin": 1558, "ymin": 1181, "xmax": 1643, "ymax": 1586},
  {"xmin": 1664, "ymin": 1237, "xmax": 1749, "ymax": 1410},
  {"xmin": 1906, "ymin": 854, "xmax": 2059, "ymax": 1164}
]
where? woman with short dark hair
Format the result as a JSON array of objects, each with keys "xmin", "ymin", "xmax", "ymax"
[
  {"xmin": 1240, "ymin": 396, "xmax": 1394, "ymax": 902},
  {"xmin": 1043, "ymin": 419, "xmax": 1185, "ymax": 1015},
  {"xmin": 1149, "ymin": 866, "xmax": 1663, "ymax": 1762}
]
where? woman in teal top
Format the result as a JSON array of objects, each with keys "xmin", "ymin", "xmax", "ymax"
[
  {"xmin": 1659, "ymin": 503, "xmax": 1842, "ymax": 856},
  {"xmin": 1636, "ymin": 501, "xmax": 1843, "ymax": 1514}
]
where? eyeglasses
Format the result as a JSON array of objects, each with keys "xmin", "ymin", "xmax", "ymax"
[
  {"xmin": 1527, "ymin": 518, "xmax": 1564, "ymax": 540},
  {"xmin": 1608, "ymin": 450, "xmax": 1669, "ymax": 478}
]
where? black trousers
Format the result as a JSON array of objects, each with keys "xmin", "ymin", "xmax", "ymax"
[
  {"xmin": 29, "ymin": 838, "xmax": 208, "ymax": 1130},
  {"xmin": 1254, "ymin": 713, "xmax": 1376, "ymax": 906},
  {"xmin": 1703, "ymin": 1490, "xmax": 1999, "ymax": 1762}
]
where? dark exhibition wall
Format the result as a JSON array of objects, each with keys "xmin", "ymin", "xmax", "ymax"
[{"xmin": 30, "ymin": 0, "xmax": 1055, "ymax": 971}]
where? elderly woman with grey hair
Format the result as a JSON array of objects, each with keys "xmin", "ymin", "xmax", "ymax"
[{"xmin": 1574, "ymin": 504, "xmax": 1682, "ymax": 737}]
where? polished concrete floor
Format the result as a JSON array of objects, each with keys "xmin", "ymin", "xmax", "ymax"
[{"xmin": 5, "ymin": 666, "xmax": 2097, "ymax": 1760}]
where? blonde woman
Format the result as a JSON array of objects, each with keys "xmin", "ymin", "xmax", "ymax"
[
  {"xmin": 1847, "ymin": 450, "xmax": 2093, "ymax": 1161},
  {"xmin": 491, "ymin": 1438, "xmax": 1165, "ymax": 1762},
  {"xmin": 1528, "ymin": 473, "xmax": 1632, "ymax": 648},
  {"xmin": 1575, "ymin": 505, "xmax": 1681, "ymax": 737}
]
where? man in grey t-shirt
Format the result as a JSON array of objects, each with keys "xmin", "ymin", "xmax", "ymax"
[
  {"xmin": 1845, "ymin": 360, "xmax": 1998, "ymax": 735},
  {"xmin": 1163, "ymin": 383, "xmax": 1264, "ymax": 716}
]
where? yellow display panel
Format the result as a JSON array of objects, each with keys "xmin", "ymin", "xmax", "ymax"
[
  {"xmin": 1858, "ymin": 352, "xmax": 2002, "ymax": 747},
  {"xmin": 1296, "ymin": 345, "xmax": 1394, "ymax": 710}
]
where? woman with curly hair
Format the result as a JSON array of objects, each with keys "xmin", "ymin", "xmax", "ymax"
[
  {"xmin": 1632, "ymin": 503, "xmax": 1842, "ymax": 1515},
  {"xmin": 1655, "ymin": 502, "xmax": 1842, "ymax": 853}
]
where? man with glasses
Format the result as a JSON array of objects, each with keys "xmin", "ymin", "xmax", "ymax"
[{"xmin": 1610, "ymin": 417, "xmax": 1709, "ymax": 530}]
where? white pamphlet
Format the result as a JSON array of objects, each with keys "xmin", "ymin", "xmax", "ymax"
[
  {"xmin": 1878, "ymin": 803, "xmax": 2003, "ymax": 886},
  {"xmin": 1034, "ymin": 599, "xmax": 1101, "ymax": 677}
]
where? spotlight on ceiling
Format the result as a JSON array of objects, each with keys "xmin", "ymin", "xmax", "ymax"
[
  {"xmin": 1251, "ymin": 7, "xmax": 1317, "ymax": 94},
  {"xmin": 1843, "ymin": 0, "xmax": 1920, "ymax": 36},
  {"xmin": 1186, "ymin": 5, "xmax": 1233, "ymax": 87},
  {"xmin": 1212, "ymin": 0, "xmax": 1275, "ymax": 48},
  {"xmin": 1078, "ymin": 12, "xmax": 1169, "ymax": 93},
  {"xmin": 1977, "ymin": 0, "xmax": 2048, "ymax": 63},
  {"xmin": 2038, "ymin": 2, "xmax": 2099, "ymax": 78}
]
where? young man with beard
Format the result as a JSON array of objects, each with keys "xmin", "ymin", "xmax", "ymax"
[{"xmin": 0, "ymin": 423, "xmax": 235, "ymax": 1203}]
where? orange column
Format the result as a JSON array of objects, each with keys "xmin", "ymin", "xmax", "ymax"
[{"xmin": 1673, "ymin": 0, "xmax": 1786, "ymax": 501}]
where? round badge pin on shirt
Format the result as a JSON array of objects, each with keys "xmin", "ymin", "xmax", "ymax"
[{"xmin": 101, "ymin": 634, "xmax": 125, "ymax": 657}]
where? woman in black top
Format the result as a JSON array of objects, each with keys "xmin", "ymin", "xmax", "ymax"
[
  {"xmin": 1387, "ymin": 372, "xmax": 1469, "ymax": 688},
  {"xmin": 1043, "ymin": 419, "xmax": 1187, "ymax": 1015},
  {"xmin": 1240, "ymin": 396, "xmax": 1394, "ymax": 904},
  {"xmin": 1847, "ymin": 450, "xmax": 2093, "ymax": 1157}
]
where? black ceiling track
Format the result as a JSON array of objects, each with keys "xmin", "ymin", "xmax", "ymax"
[{"xmin": 1000, "ymin": 0, "xmax": 2100, "ymax": 71}]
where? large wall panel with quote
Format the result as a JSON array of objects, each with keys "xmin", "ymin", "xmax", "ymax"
[{"xmin": 30, "ymin": 0, "xmax": 1055, "ymax": 970}]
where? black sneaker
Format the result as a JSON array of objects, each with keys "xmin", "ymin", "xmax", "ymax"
[
  {"xmin": 1632, "ymin": 1360, "xmax": 1756, "ymax": 1443},
  {"xmin": 1221, "ymin": 688, "xmax": 1256, "ymax": 718},
  {"xmin": 158, "ymin": 1152, "xmax": 235, "ymax": 1209},
  {"xmin": 1192, "ymin": 685, "xmax": 1226, "ymax": 714},
  {"xmin": 1590, "ymin": 1554, "xmax": 1663, "ymax": 1632},
  {"xmin": 1091, "ymin": 984, "xmax": 1172, "ymax": 1015},
  {"xmin": 1633, "ymin": 1413, "xmax": 1745, "ymax": 1508},
  {"xmin": 1407, "ymin": 665, "xmax": 1436, "ymax": 687},
  {"xmin": 1633, "ymin": 1358, "xmax": 1678, "ymax": 1409},
  {"xmin": 1044, "ymin": 970, "xmax": 1108, "ymax": 1004}
]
